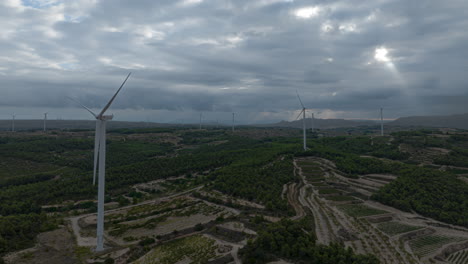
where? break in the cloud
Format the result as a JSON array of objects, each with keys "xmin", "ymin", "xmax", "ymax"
[{"xmin": 0, "ymin": 0, "xmax": 467, "ymax": 124}]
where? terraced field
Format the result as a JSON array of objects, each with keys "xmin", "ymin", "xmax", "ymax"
[
  {"xmin": 324, "ymin": 195, "xmax": 356, "ymax": 201},
  {"xmin": 448, "ymin": 249, "xmax": 468, "ymax": 264},
  {"xmin": 409, "ymin": 235, "xmax": 466, "ymax": 257},
  {"xmin": 337, "ymin": 204, "xmax": 388, "ymax": 218},
  {"xmin": 292, "ymin": 156, "xmax": 468, "ymax": 264},
  {"xmin": 294, "ymin": 158, "xmax": 417, "ymax": 264},
  {"xmin": 377, "ymin": 222, "xmax": 424, "ymax": 236}
]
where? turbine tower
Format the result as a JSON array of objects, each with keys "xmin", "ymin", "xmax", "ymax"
[
  {"xmin": 43, "ymin": 113, "xmax": 48, "ymax": 132},
  {"xmin": 199, "ymin": 113, "xmax": 202, "ymax": 130},
  {"xmin": 232, "ymin": 113, "xmax": 235, "ymax": 132},
  {"xmin": 11, "ymin": 114, "xmax": 15, "ymax": 132},
  {"xmin": 296, "ymin": 91, "xmax": 307, "ymax": 151},
  {"xmin": 69, "ymin": 72, "xmax": 131, "ymax": 252},
  {"xmin": 311, "ymin": 113, "xmax": 315, "ymax": 132},
  {"xmin": 380, "ymin": 107, "xmax": 384, "ymax": 136}
]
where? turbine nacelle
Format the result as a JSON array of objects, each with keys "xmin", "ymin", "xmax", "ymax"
[{"xmin": 98, "ymin": 115, "xmax": 113, "ymax": 121}]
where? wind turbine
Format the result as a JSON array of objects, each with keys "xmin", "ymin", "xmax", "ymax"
[
  {"xmin": 310, "ymin": 112, "xmax": 315, "ymax": 132},
  {"xmin": 68, "ymin": 72, "xmax": 131, "ymax": 252},
  {"xmin": 380, "ymin": 107, "xmax": 384, "ymax": 136},
  {"xmin": 11, "ymin": 114, "xmax": 15, "ymax": 132},
  {"xmin": 296, "ymin": 91, "xmax": 307, "ymax": 151},
  {"xmin": 43, "ymin": 113, "xmax": 48, "ymax": 132},
  {"xmin": 232, "ymin": 113, "xmax": 235, "ymax": 132},
  {"xmin": 199, "ymin": 113, "xmax": 202, "ymax": 130}
]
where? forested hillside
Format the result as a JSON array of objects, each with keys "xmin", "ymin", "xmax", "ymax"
[{"xmin": 241, "ymin": 218, "xmax": 379, "ymax": 264}]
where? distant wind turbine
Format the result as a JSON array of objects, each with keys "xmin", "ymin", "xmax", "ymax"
[
  {"xmin": 296, "ymin": 91, "xmax": 308, "ymax": 151},
  {"xmin": 310, "ymin": 113, "xmax": 315, "ymax": 132},
  {"xmin": 232, "ymin": 113, "xmax": 235, "ymax": 132},
  {"xmin": 11, "ymin": 114, "xmax": 15, "ymax": 132},
  {"xmin": 199, "ymin": 113, "xmax": 202, "ymax": 130},
  {"xmin": 68, "ymin": 72, "xmax": 131, "ymax": 252},
  {"xmin": 43, "ymin": 113, "xmax": 48, "ymax": 132},
  {"xmin": 380, "ymin": 107, "xmax": 384, "ymax": 136}
]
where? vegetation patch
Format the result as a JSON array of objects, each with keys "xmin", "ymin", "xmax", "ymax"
[
  {"xmin": 372, "ymin": 167, "xmax": 468, "ymax": 227},
  {"xmin": 0, "ymin": 157, "xmax": 60, "ymax": 180},
  {"xmin": 409, "ymin": 235, "xmax": 466, "ymax": 257},
  {"xmin": 300, "ymin": 167, "xmax": 323, "ymax": 175},
  {"xmin": 306, "ymin": 176, "xmax": 325, "ymax": 182},
  {"xmin": 376, "ymin": 222, "xmax": 423, "ymax": 236},
  {"xmin": 318, "ymin": 188, "xmax": 341, "ymax": 195},
  {"xmin": 337, "ymin": 204, "xmax": 388, "ymax": 217},
  {"xmin": 296, "ymin": 160, "xmax": 320, "ymax": 167},
  {"xmin": 240, "ymin": 218, "xmax": 379, "ymax": 264},
  {"xmin": 211, "ymin": 152, "xmax": 296, "ymax": 214},
  {"xmin": 324, "ymin": 195, "xmax": 356, "ymax": 201},
  {"xmin": 134, "ymin": 235, "xmax": 219, "ymax": 264},
  {"xmin": 311, "ymin": 182, "xmax": 327, "ymax": 186},
  {"xmin": 0, "ymin": 213, "xmax": 57, "ymax": 255}
]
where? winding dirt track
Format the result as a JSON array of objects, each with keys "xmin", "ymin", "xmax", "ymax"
[
  {"xmin": 287, "ymin": 182, "xmax": 305, "ymax": 221},
  {"xmin": 293, "ymin": 160, "xmax": 334, "ymax": 245}
]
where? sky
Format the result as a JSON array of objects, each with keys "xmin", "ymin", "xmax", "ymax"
[{"xmin": 0, "ymin": 0, "xmax": 467, "ymax": 124}]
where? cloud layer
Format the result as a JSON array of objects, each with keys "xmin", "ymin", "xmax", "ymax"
[{"xmin": 1, "ymin": 0, "xmax": 467, "ymax": 123}]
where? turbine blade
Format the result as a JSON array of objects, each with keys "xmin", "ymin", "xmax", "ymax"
[
  {"xmin": 296, "ymin": 90, "xmax": 305, "ymax": 108},
  {"xmin": 93, "ymin": 120, "xmax": 101, "ymax": 185},
  {"xmin": 295, "ymin": 109, "xmax": 305, "ymax": 120},
  {"xmin": 67, "ymin": 96, "xmax": 97, "ymax": 118},
  {"xmin": 98, "ymin": 72, "xmax": 131, "ymax": 117}
]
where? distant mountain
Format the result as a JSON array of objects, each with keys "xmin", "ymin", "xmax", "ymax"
[
  {"xmin": 388, "ymin": 113, "xmax": 468, "ymax": 129},
  {"xmin": 258, "ymin": 118, "xmax": 377, "ymax": 129}
]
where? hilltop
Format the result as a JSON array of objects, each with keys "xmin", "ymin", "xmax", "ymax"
[{"xmin": 388, "ymin": 113, "xmax": 468, "ymax": 129}]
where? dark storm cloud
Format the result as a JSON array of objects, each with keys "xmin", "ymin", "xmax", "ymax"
[{"xmin": 0, "ymin": 0, "xmax": 467, "ymax": 122}]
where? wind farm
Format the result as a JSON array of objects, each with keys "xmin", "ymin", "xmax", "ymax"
[{"xmin": 1, "ymin": 1, "xmax": 468, "ymax": 264}]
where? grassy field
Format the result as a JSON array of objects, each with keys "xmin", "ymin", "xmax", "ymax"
[
  {"xmin": 376, "ymin": 221, "xmax": 423, "ymax": 236},
  {"xmin": 337, "ymin": 204, "xmax": 388, "ymax": 217},
  {"xmin": 135, "ymin": 235, "xmax": 219, "ymax": 264}
]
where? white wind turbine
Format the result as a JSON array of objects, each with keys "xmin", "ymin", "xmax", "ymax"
[
  {"xmin": 296, "ymin": 91, "xmax": 308, "ymax": 151},
  {"xmin": 11, "ymin": 114, "xmax": 16, "ymax": 132},
  {"xmin": 380, "ymin": 107, "xmax": 384, "ymax": 136},
  {"xmin": 199, "ymin": 112, "xmax": 202, "ymax": 130},
  {"xmin": 68, "ymin": 73, "xmax": 131, "ymax": 251},
  {"xmin": 43, "ymin": 112, "xmax": 48, "ymax": 132},
  {"xmin": 310, "ymin": 112, "xmax": 315, "ymax": 132},
  {"xmin": 232, "ymin": 112, "xmax": 235, "ymax": 132}
]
